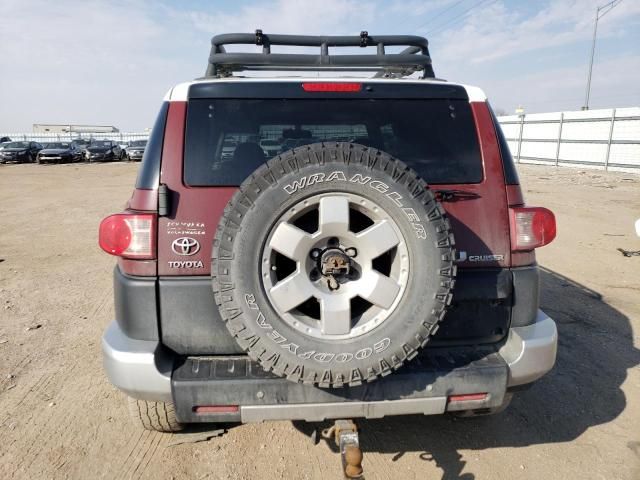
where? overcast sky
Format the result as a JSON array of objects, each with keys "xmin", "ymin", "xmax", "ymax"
[{"xmin": 1, "ymin": 0, "xmax": 639, "ymax": 132}]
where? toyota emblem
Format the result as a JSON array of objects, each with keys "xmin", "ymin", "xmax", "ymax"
[{"xmin": 171, "ymin": 237, "xmax": 200, "ymax": 256}]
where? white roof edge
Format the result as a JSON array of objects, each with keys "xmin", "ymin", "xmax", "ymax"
[
  {"xmin": 165, "ymin": 78, "xmax": 487, "ymax": 103},
  {"xmin": 162, "ymin": 87, "xmax": 173, "ymax": 101},
  {"xmin": 169, "ymin": 82, "xmax": 192, "ymax": 101},
  {"xmin": 462, "ymin": 85, "xmax": 487, "ymax": 102}
]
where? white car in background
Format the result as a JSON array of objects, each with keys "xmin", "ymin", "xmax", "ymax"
[{"xmin": 259, "ymin": 138, "xmax": 281, "ymax": 158}]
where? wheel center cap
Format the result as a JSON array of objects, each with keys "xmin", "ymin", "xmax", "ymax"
[{"xmin": 319, "ymin": 248, "xmax": 351, "ymax": 278}]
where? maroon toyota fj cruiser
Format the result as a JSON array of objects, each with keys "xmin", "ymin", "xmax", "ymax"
[{"xmin": 99, "ymin": 32, "xmax": 557, "ymax": 474}]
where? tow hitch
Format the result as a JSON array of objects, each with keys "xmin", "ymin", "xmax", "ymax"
[{"xmin": 320, "ymin": 419, "xmax": 364, "ymax": 479}]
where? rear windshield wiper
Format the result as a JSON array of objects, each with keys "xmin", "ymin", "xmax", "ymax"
[{"xmin": 435, "ymin": 189, "xmax": 481, "ymax": 202}]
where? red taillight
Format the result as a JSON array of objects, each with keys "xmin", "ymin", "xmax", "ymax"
[
  {"xmin": 510, "ymin": 207, "xmax": 556, "ymax": 251},
  {"xmin": 301, "ymin": 82, "xmax": 362, "ymax": 92},
  {"xmin": 448, "ymin": 393, "xmax": 488, "ymax": 403},
  {"xmin": 99, "ymin": 213, "xmax": 156, "ymax": 259},
  {"xmin": 193, "ymin": 405, "xmax": 239, "ymax": 414}
]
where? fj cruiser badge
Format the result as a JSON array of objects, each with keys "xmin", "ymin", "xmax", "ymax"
[
  {"xmin": 171, "ymin": 237, "xmax": 200, "ymax": 256},
  {"xmin": 469, "ymin": 254, "xmax": 504, "ymax": 262}
]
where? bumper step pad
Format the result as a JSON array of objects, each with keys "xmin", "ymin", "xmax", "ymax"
[{"xmin": 172, "ymin": 346, "xmax": 508, "ymax": 423}]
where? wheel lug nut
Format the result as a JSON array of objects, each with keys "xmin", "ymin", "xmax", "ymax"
[
  {"xmin": 309, "ymin": 268, "xmax": 320, "ymax": 281},
  {"xmin": 310, "ymin": 249, "xmax": 321, "ymax": 259}
]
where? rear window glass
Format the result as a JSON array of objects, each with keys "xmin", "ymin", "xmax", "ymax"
[
  {"xmin": 135, "ymin": 102, "xmax": 168, "ymax": 189},
  {"xmin": 184, "ymin": 99, "xmax": 482, "ymax": 185},
  {"xmin": 489, "ymin": 106, "xmax": 519, "ymax": 185}
]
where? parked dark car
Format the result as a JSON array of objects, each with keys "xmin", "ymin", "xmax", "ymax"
[
  {"xmin": 124, "ymin": 139, "xmax": 147, "ymax": 161},
  {"xmin": 71, "ymin": 138, "xmax": 92, "ymax": 159},
  {"xmin": 0, "ymin": 136, "xmax": 11, "ymax": 144},
  {"xmin": 0, "ymin": 141, "xmax": 43, "ymax": 163},
  {"xmin": 37, "ymin": 142, "xmax": 83, "ymax": 164},
  {"xmin": 279, "ymin": 137, "xmax": 316, "ymax": 153},
  {"xmin": 72, "ymin": 138, "xmax": 91, "ymax": 152},
  {"xmin": 85, "ymin": 140, "xmax": 124, "ymax": 162}
]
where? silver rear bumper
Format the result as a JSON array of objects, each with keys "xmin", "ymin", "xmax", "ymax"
[
  {"xmin": 499, "ymin": 310, "xmax": 557, "ymax": 387},
  {"xmin": 102, "ymin": 322, "xmax": 173, "ymax": 402},
  {"xmin": 102, "ymin": 309, "xmax": 557, "ymax": 417}
]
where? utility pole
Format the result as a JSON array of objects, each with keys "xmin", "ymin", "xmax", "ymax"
[{"xmin": 583, "ymin": 0, "xmax": 623, "ymax": 110}]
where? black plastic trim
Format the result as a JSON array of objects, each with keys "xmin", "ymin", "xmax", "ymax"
[
  {"xmin": 452, "ymin": 268, "xmax": 512, "ymax": 300},
  {"xmin": 172, "ymin": 346, "xmax": 507, "ymax": 423},
  {"xmin": 113, "ymin": 267, "xmax": 537, "ymax": 353},
  {"xmin": 156, "ymin": 269, "xmax": 524, "ymax": 353},
  {"xmin": 113, "ymin": 266, "xmax": 159, "ymax": 341},
  {"xmin": 511, "ymin": 265, "xmax": 540, "ymax": 327},
  {"xmin": 188, "ymin": 82, "xmax": 468, "ymax": 100},
  {"xmin": 158, "ymin": 276, "xmax": 244, "ymax": 355},
  {"xmin": 432, "ymin": 269, "xmax": 512, "ymax": 345},
  {"xmin": 135, "ymin": 102, "xmax": 168, "ymax": 189},
  {"xmin": 489, "ymin": 104, "xmax": 520, "ymax": 185}
]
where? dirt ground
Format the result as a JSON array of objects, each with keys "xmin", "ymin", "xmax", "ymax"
[{"xmin": 0, "ymin": 162, "xmax": 639, "ymax": 480}]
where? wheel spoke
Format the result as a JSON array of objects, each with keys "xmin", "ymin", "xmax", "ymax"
[
  {"xmin": 320, "ymin": 294, "xmax": 352, "ymax": 335},
  {"xmin": 269, "ymin": 222, "xmax": 314, "ymax": 261},
  {"xmin": 318, "ymin": 196, "xmax": 350, "ymax": 237},
  {"xmin": 269, "ymin": 271, "xmax": 314, "ymax": 313},
  {"xmin": 356, "ymin": 220, "xmax": 400, "ymax": 259},
  {"xmin": 357, "ymin": 271, "xmax": 401, "ymax": 309},
  {"xmin": 264, "ymin": 192, "xmax": 409, "ymax": 339}
]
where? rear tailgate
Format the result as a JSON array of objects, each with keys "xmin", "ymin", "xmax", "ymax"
[{"xmin": 156, "ymin": 80, "xmax": 514, "ymax": 352}]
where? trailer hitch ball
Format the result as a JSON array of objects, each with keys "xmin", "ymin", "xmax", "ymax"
[{"xmin": 344, "ymin": 445, "xmax": 364, "ymax": 478}]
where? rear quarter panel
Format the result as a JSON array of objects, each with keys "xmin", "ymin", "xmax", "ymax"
[
  {"xmin": 157, "ymin": 101, "xmax": 234, "ymax": 276},
  {"xmin": 438, "ymin": 102, "xmax": 511, "ymax": 268}
]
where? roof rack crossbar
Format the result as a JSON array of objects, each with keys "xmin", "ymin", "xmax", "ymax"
[{"xmin": 205, "ymin": 31, "xmax": 435, "ymax": 79}]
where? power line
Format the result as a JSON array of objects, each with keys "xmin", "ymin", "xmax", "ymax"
[
  {"xmin": 426, "ymin": 0, "xmax": 499, "ymax": 36},
  {"xmin": 426, "ymin": 0, "xmax": 496, "ymax": 35},
  {"xmin": 409, "ymin": 0, "xmax": 470, "ymax": 33}
]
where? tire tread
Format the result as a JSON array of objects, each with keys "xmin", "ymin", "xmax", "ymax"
[
  {"xmin": 127, "ymin": 397, "xmax": 183, "ymax": 432},
  {"xmin": 212, "ymin": 142, "xmax": 456, "ymax": 387}
]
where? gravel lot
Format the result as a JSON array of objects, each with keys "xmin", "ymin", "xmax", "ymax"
[{"xmin": 0, "ymin": 163, "xmax": 639, "ymax": 480}]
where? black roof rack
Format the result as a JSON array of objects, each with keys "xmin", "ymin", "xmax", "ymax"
[{"xmin": 204, "ymin": 31, "xmax": 435, "ymax": 79}]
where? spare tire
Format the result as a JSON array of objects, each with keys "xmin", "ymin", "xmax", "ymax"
[{"xmin": 212, "ymin": 142, "xmax": 456, "ymax": 388}]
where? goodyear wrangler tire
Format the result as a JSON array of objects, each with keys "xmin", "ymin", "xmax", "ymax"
[{"xmin": 212, "ymin": 142, "xmax": 456, "ymax": 388}]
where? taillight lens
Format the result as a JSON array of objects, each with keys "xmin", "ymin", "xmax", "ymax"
[
  {"xmin": 99, "ymin": 213, "xmax": 156, "ymax": 259},
  {"xmin": 301, "ymin": 82, "xmax": 362, "ymax": 92},
  {"xmin": 448, "ymin": 393, "xmax": 488, "ymax": 403},
  {"xmin": 510, "ymin": 207, "xmax": 556, "ymax": 251},
  {"xmin": 192, "ymin": 405, "xmax": 239, "ymax": 414}
]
